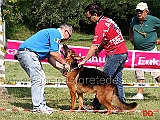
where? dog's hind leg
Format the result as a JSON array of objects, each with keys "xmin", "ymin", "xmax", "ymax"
[
  {"xmin": 98, "ymin": 98, "xmax": 115, "ymax": 115},
  {"xmin": 77, "ymin": 93, "xmax": 83, "ymax": 110},
  {"xmin": 96, "ymin": 90, "xmax": 115, "ymax": 115}
]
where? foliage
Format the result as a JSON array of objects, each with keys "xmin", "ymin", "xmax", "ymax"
[
  {"xmin": 1, "ymin": 0, "xmax": 160, "ymax": 40},
  {"xmin": 99, "ymin": 0, "xmax": 140, "ymax": 35}
]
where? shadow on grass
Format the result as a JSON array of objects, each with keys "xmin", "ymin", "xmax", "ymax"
[
  {"xmin": 11, "ymin": 102, "xmax": 32, "ymax": 109},
  {"xmin": 6, "ymin": 87, "xmax": 32, "ymax": 109},
  {"xmin": 47, "ymin": 99, "xmax": 71, "ymax": 110},
  {"xmin": 6, "ymin": 88, "xmax": 71, "ymax": 110},
  {"xmin": 8, "ymin": 87, "xmax": 160, "ymax": 111},
  {"xmin": 47, "ymin": 98, "xmax": 94, "ymax": 110},
  {"xmin": 7, "ymin": 87, "xmax": 31, "ymax": 98}
]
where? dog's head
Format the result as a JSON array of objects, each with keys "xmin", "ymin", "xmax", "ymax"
[{"xmin": 60, "ymin": 44, "xmax": 82, "ymax": 68}]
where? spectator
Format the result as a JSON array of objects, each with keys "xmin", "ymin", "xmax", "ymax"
[
  {"xmin": 78, "ymin": 3, "xmax": 128, "ymax": 110},
  {"xmin": 17, "ymin": 24, "xmax": 73, "ymax": 113},
  {"xmin": 129, "ymin": 2, "xmax": 160, "ymax": 99}
]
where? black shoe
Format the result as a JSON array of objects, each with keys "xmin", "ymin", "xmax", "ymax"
[
  {"xmin": 83, "ymin": 96, "xmax": 101, "ymax": 110},
  {"xmin": 92, "ymin": 97, "xmax": 101, "ymax": 110},
  {"xmin": 114, "ymin": 106, "xmax": 122, "ymax": 110},
  {"xmin": 82, "ymin": 105, "xmax": 94, "ymax": 110},
  {"xmin": 82, "ymin": 105, "xmax": 101, "ymax": 114}
]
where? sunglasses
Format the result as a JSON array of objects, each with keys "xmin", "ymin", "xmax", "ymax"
[
  {"xmin": 136, "ymin": 9, "xmax": 144, "ymax": 13},
  {"xmin": 65, "ymin": 30, "xmax": 71, "ymax": 38},
  {"xmin": 86, "ymin": 16, "xmax": 92, "ymax": 20}
]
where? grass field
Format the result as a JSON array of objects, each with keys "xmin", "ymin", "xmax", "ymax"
[{"xmin": 0, "ymin": 34, "xmax": 160, "ymax": 120}]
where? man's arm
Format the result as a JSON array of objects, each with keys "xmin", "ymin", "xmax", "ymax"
[
  {"xmin": 78, "ymin": 44, "xmax": 98, "ymax": 66},
  {"xmin": 129, "ymin": 27, "xmax": 134, "ymax": 45},
  {"xmin": 49, "ymin": 51, "xmax": 70, "ymax": 69},
  {"xmin": 48, "ymin": 56, "xmax": 62, "ymax": 70}
]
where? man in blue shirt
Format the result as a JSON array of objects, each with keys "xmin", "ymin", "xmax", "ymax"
[{"xmin": 17, "ymin": 24, "xmax": 73, "ymax": 114}]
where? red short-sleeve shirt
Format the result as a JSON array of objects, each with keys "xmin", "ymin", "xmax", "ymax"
[{"xmin": 92, "ymin": 16, "xmax": 128, "ymax": 55}]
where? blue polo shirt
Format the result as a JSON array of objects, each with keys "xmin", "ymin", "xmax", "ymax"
[
  {"xmin": 130, "ymin": 15, "xmax": 160, "ymax": 50},
  {"xmin": 18, "ymin": 28, "xmax": 62, "ymax": 60}
]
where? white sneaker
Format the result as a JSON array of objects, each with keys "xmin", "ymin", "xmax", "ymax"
[
  {"xmin": 45, "ymin": 106, "xmax": 53, "ymax": 111},
  {"xmin": 39, "ymin": 106, "xmax": 53, "ymax": 114},
  {"xmin": 128, "ymin": 93, "xmax": 144, "ymax": 100}
]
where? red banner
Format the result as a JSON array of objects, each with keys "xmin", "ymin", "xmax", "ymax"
[{"xmin": 5, "ymin": 40, "xmax": 160, "ymax": 71}]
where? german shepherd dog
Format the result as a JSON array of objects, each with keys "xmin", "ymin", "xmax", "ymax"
[{"xmin": 60, "ymin": 44, "xmax": 137, "ymax": 115}]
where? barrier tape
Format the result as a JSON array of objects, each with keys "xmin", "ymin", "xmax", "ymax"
[
  {"xmin": 0, "ymin": 107, "xmax": 160, "ymax": 114},
  {"xmin": 0, "ymin": 82, "xmax": 160, "ymax": 88}
]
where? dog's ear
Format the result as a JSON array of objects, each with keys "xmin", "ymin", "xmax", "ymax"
[
  {"xmin": 71, "ymin": 54, "xmax": 83, "ymax": 60},
  {"xmin": 60, "ymin": 50, "xmax": 64, "ymax": 56},
  {"xmin": 63, "ymin": 43, "xmax": 70, "ymax": 50},
  {"xmin": 60, "ymin": 43, "xmax": 70, "ymax": 58}
]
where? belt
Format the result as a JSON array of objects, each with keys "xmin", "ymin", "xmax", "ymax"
[
  {"xmin": 18, "ymin": 48, "xmax": 30, "ymax": 51},
  {"xmin": 18, "ymin": 48, "xmax": 39, "ymax": 59}
]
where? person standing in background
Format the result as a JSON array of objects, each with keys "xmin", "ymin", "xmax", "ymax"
[{"xmin": 129, "ymin": 2, "xmax": 160, "ymax": 99}]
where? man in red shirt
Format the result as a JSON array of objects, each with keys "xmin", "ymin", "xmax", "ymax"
[{"xmin": 78, "ymin": 3, "xmax": 128, "ymax": 110}]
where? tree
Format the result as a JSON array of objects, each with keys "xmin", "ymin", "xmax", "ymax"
[{"xmin": 2, "ymin": 0, "xmax": 160, "ymax": 39}]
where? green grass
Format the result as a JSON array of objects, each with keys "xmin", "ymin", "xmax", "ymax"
[{"xmin": 1, "ymin": 34, "xmax": 160, "ymax": 120}]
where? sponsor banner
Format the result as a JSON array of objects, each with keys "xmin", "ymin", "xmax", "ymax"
[
  {"xmin": 5, "ymin": 40, "xmax": 22, "ymax": 62},
  {"xmin": 5, "ymin": 39, "xmax": 160, "ymax": 71},
  {"xmin": 5, "ymin": 40, "xmax": 49, "ymax": 63}
]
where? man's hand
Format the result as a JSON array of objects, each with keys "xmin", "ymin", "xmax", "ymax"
[
  {"xmin": 78, "ymin": 61, "xmax": 86, "ymax": 67},
  {"xmin": 60, "ymin": 68, "xmax": 68, "ymax": 76},
  {"xmin": 64, "ymin": 63, "xmax": 70, "ymax": 70},
  {"xmin": 156, "ymin": 39, "xmax": 160, "ymax": 45},
  {"xmin": 59, "ymin": 63, "xmax": 70, "ymax": 76}
]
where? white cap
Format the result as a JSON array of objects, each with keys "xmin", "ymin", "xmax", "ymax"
[{"xmin": 136, "ymin": 2, "xmax": 148, "ymax": 11}]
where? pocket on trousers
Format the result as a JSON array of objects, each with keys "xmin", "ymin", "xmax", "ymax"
[{"xmin": 31, "ymin": 55, "xmax": 42, "ymax": 71}]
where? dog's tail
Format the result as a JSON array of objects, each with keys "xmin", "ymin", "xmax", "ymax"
[{"xmin": 113, "ymin": 88, "xmax": 137, "ymax": 110}]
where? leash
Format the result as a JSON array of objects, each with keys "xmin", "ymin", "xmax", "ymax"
[
  {"xmin": 68, "ymin": 66, "xmax": 79, "ymax": 73},
  {"xmin": 95, "ymin": 36, "xmax": 107, "ymax": 69},
  {"xmin": 63, "ymin": 66, "xmax": 79, "ymax": 76},
  {"xmin": 96, "ymin": 52, "xmax": 100, "ymax": 69}
]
